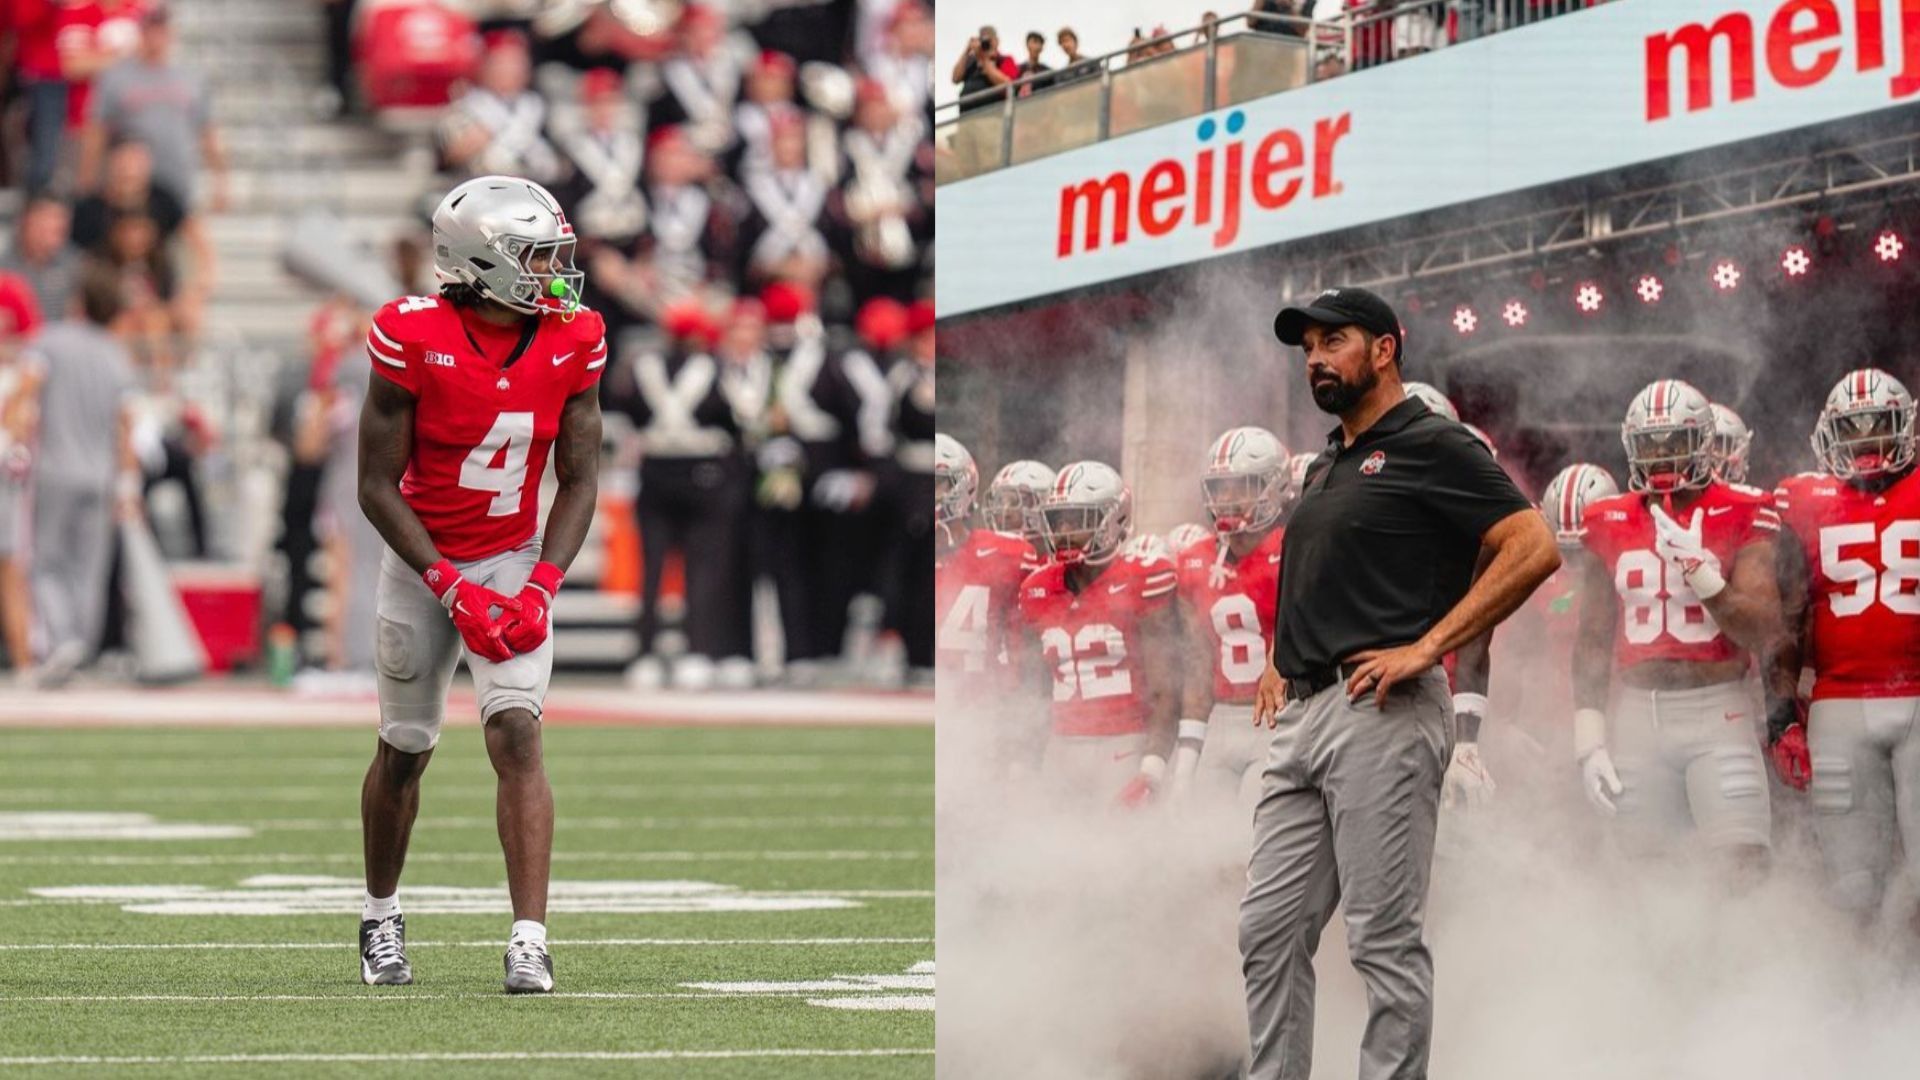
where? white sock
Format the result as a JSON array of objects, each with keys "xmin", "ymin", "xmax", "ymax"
[
  {"xmin": 363, "ymin": 891, "xmax": 400, "ymax": 922},
  {"xmin": 510, "ymin": 919, "xmax": 546, "ymax": 945}
]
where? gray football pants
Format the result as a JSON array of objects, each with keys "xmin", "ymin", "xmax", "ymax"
[
  {"xmin": 1240, "ymin": 666, "xmax": 1453, "ymax": 1080},
  {"xmin": 30, "ymin": 482, "xmax": 114, "ymax": 657},
  {"xmin": 1808, "ymin": 696, "xmax": 1920, "ymax": 918}
]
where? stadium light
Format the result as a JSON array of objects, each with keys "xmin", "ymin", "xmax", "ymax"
[
  {"xmin": 1876, "ymin": 229, "xmax": 1905, "ymax": 262},
  {"xmin": 1635, "ymin": 274, "xmax": 1664, "ymax": 304},
  {"xmin": 1711, "ymin": 260, "xmax": 1742, "ymax": 291},
  {"xmin": 1574, "ymin": 282, "xmax": 1604, "ymax": 313},
  {"xmin": 1452, "ymin": 305, "xmax": 1478, "ymax": 334},
  {"xmin": 1501, "ymin": 300, "xmax": 1528, "ymax": 327},
  {"xmin": 1780, "ymin": 245, "xmax": 1811, "ymax": 277}
]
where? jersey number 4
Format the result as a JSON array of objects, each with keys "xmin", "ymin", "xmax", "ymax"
[
  {"xmin": 938, "ymin": 585, "xmax": 991, "ymax": 673},
  {"xmin": 1039, "ymin": 624, "xmax": 1131, "ymax": 702},
  {"xmin": 460, "ymin": 412, "xmax": 534, "ymax": 516},
  {"xmin": 1818, "ymin": 521, "xmax": 1920, "ymax": 617}
]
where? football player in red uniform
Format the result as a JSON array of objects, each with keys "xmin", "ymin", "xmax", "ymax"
[
  {"xmin": 1571, "ymin": 380, "xmax": 1781, "ymax": 867},
  {"xmin": 1019, "ymin": 461, "xmax": 1181, "ymax": 806},
  {"xmin": 935, "ymin": 434, "xmax": 1039, "ymax": 707},
  {"xmin": 1172, "ymin": 427, "xmax": 1288, "ymax": 806},
  {"xmin": 355, "ymin": 176, "xmax": 606, "ymax": 993},
  {"xmin": 980, "ymin": 459, "xmax": 1054, "ymax": 548},
  {"xmin": 1771, "ymin": 369, "xmax": 1920, "ymax": 924},
  {"xmin": 1710, "ymin": 402, "xmax": 1754, "ymax": 486}
]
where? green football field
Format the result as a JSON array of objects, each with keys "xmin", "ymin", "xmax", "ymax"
[{"xmin": 0, "ymin": 723, "xmax": 933, "ymax": 1077}]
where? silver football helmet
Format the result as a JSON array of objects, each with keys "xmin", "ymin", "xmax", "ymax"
[
  {"xmin": 1708, "ymin": 403, "xmax": 1753, "ymax": 485},
  {"xmin": 1621, "ymin": 379, "xmax": 1715, "ymax": 493},
  {"xmin": 1540, "ymin": 462, "xmax": 1620, "ymax": 550},
  {"xmin": 1813, "ymin": 368, "xmax": 1917, "ymax": 480},
  {"xmin": 934, "ymin": 434, "xmax": 977, "ymax": 528},
  {"xmin": 1403, "ymin": 381, "xmax": 1459, "ymax": 422},
  {"xmin": 1167, "ymin": 522, "xmax": 1211, "ymax": 554},
  {"xmin": 432, "ymin": 175, "xmax": 584, "ymax": 314},
  {"xmin": 982, "ymin": 460, "xmax": 1055, "ymax": 543},
  {"xmin": 1040, "ymin": 461, "xmax": 1132, "ymax": 566},
  {"xmin": 1203, "ymin": 426, "xmax": 1291, "ymax": 535},
  {"xmin": 1463, "ymin": 423, "xmax": 1497, "ymax": 459}
]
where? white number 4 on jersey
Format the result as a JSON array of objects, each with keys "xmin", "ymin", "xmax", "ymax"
[{"xmin": 460, "ymin": 412, "xmax": 534, "ymax": 516}]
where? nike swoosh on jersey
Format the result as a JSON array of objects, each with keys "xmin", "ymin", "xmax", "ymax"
[
  {"xmin": 1706, "ymin": 506, "xmax": 1733, "ymax": 515},
  {"xmin": 552, "ymin": 352, "xmax": 575, "ymax": 366},
  {"xmin": 1107, "ymin": 584, "xmax": 1129, "ymax": 594}
]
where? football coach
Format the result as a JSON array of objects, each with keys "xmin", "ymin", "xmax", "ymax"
[{"xmin": 1240, "ymin": 287, "xmax": 1559, "ymax": 1080}]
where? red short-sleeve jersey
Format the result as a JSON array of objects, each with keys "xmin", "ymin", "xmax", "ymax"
[
  {"xmin": 1176, "ymin": 527, "xmax": 1282, "ymax": 706},
  {"xmin": 936, "ymin": 529, "xmax": 1039, "ymax": 701},
  {"xmin": 366, "ymin": 294, "xmax": 608, "ymax": 561},
  {"xmin": 1775, "ymin": 470, "xmax": 1920, "ymax": 700},
  {"xmin": 1579, "ymin": 482, "xmax": 1779, "ymax": 668},
  {"xmin": 1019, "ymin": 553, "xmax": 1177, "ymax": 737}
]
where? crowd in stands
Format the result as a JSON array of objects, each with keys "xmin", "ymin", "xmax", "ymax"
[
  {"xmin": 288, "ymin": 0, "xmax": 936, "ymax": 692},
  {"xmin": 953, "ymin": 0, "xmax": 1616, "ymax": 109},
  {"xmin": 0, "ymin": 1, "xmax": 224, "ymax": 687}
]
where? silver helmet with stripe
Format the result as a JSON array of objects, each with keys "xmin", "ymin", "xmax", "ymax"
[
  {"xmin": 934, "ymin": 434, "xmax": 978, "ymax": 528},
  {"xmin": 1813, "ymin": 368, "xmax": 1917, "ymax": 480},
  {"xmin": 1708, "ymin": 403, "xmax": 1753, "ymax": 485},
  {"xmin": 1540, "ymin": 463, "xmax": 1620, "ymax": 550},
  {"xmin": 982, "ymin": 460, "xmax": 1056, "ymax": 545},
  {"xmin": 1202, "ymin": 426, "xmax": 1291, "ymax": 535},
  {"xmin": 1621, "ymin": 379, "xmax": 1715, "ymax": 493},
  {"xmin": 1040, "ymin": 461, "xmax": 1132, "ymax": 566},
  {"xmin": 432, "ymin": 175, "xmax": 584, "ymax": 314}
]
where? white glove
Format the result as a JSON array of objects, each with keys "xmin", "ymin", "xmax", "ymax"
[
  {"xmin": 1442, "ymin": 742, "xmax": 1496, "ymax": 808},
  {"xmin": 1573, "ymin": 707, "xmax": 1623, "ymax": 816},
  {"xmin": 1649, "ymin": 503, "xmax": 1725, "ymax": 599}
]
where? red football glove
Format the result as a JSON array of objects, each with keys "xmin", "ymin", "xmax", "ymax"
[
  {"xmin": 424, "ymin": 559, "xmax": 517, "ymax": 664},
  {"xmin": 1115, "ymin": 755, "xmax": 1167, "ymax": 810},
  {"xmin": 1769, "ymin": 723, "xmax": 1811, "ymax": 792},
  {"xmin": 500, "ymin": 562, "xmax": 563, "ymax": 654}
]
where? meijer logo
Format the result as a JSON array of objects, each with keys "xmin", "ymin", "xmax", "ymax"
[
  {"xmin": 1646, "ymin": 0, "xmax": 1920, "ymax": 121},
  {"xmin": 1056, "ymin": 109, "xmax": 1352, "ymax": 259}
]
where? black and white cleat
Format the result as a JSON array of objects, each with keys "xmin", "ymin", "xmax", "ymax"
[{"xmin": 359, "ymin": 914, "xmax": 412, "ymax": 986}]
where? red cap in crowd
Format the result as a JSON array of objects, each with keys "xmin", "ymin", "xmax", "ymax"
[
  {"xmin": 906, "ymin": 299, "xmax": 935, "ymax": 335},
  {"xmin": 855, "ymin": 297, "xmax": 910, "ymax": 351},
  {"xmin": 759, "ymin": 281, "xmax": 814, "ymax": 324},
  {"xmin": 580, "ymin": 67, "xmax": 623, "ymax": 102},
  {"xmin": 662, "ymin": 300, "xmax": 712, "ymax": 342},
  {"xmin": 0, "ymin": 272, "xmax": 42, "ymax": 342},
  {"xmin": 756, "ymin": 50, "xmax": 796, "ymax": 76},
  {"xmin": 647, "ymin": 124, "xmax": 686, "ymax": 152},
  {"xmin": 483, "ymin": 28, "xmax": 528, "ymax": 53}
]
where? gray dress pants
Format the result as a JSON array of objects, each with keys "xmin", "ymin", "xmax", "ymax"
[{"xmin": 1240, "ymin": 666, "xmax": 1453, "ymax": 1080}]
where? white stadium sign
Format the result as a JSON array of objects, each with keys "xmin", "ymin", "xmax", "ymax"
[{"xmin": 937, "ymin": 0, "xmax": 1920, "ymax": 317}]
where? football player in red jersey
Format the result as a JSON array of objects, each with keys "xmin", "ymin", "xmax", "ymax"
[
  {"xmin": 1571, "ymin": 379, "xmax": 1782, "ymax": 868},
  {"xmin": 980, "ymin": 459, "xmax": 1054, "ymax": 548},
  {"xmin": 934, "ymin": 434, "xmax": 1039, "ymax": 705},
  {"xmin": 1709, "ymin": 402, "xmax": 1754, "ymax": 486},
  {"xmin": 1019, "ymin": 461, "xmax": 1181, "ymax": 806},
  {"xmin": 1172, "ymin": 427, "xmax": 1289, "ymax": 806},
  {"xmin": 1771, "ymin": 369, "xmax": 1920, "ymax": 924},
  {"xmin": 355, "ymin": 176, "xmax": 607, "ymax": 993}
]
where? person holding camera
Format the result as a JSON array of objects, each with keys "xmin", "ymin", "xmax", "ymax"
[{"xmin": 950, "ymin": 25, "xmax": 1017, "ymax": 114}]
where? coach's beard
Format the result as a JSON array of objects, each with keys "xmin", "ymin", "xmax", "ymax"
[{"xmin": 1310, "ymin": 366, "xmax": 1377, "ymax": 414}]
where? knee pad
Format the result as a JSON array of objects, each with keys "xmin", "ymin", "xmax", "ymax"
[
  {"xmin": 376, "ymin": 617, "xmax": 420, "ymax": 681},
  {"xmin": 379, "ymin": 708, "xmax": 442, "ymax": 754},
  {"xmin": 1810, "ymin": 754, "xmax": 1855, "ymax": 815},
  {"xmin": 1710, "ymin": 745, "xmax": 1767, "ymax": 803}
]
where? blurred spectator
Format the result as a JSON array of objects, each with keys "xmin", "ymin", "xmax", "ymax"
[
  {"xmin": 71, "ymin": 139, "xmax": 213, "ymax": 333},
  {"xmin": 1015, "ymin": 31, "xmax": 1051, "ymax": 96},
  {"xmin": 12, "ymin": 0, "xmax": 70, "ymax": 193},
  {"xmin": 612, "ymin": 300, "xmax": 755, "ymax": 692},
  {"xmin": 1251, "ymin": 0, "xmax": 1310, "ymax": 37},
  {"xmin": 1051, "ymin": 26, "xmax": 1098, "ymax": 85},
  {"xmin": 740, "ymin": 115, "xmax": 831, "ymax": 291},
  {"xmin": 316, "ymin": 304, "xmax": 379, "ymax": 679},
  {"xmin": 101, "ymin": 214, "xmax": 178, "ymax": 369},
  {"xmin": 951, "ymin": 24, "xmax": 1015, "ymax": 113},
  {"xmin": 864, "ymin": 0, "xmax": 931, "ymax": 116},
  {"xmin": 833, "ymin": 78, "xmax": 927, "ymax": 304},
  {"xmin": 553, "ymin": 68, "xmax": 647, "ymax": 246},
  {"xmin": 655, "ymin": 4, "xmax": 748, "ymax": 156},
  {"xmin": 0, "ymin": 197, "xmax": 82, "ymax": 319},
  {"xmin": 21, "ymin": 262, "xmax": 137, "ymax": 685},
  {"xmin": 316, "ymin": 0, "xmax": 358, "ymax": 115},
  {"xmin": 0, "ymin": 272, "xmax": 43, "ymax": 676},
  {"xmin": 351, "ymin": 0, "xmax": 482, "ymax": 111},
  {"xmin": 1195, "ymin": 11, "xmax": 1221, "ymax": 45},
  {"xmin": 80, "ymin": 4, "xmax": 229, "ymax": 211},
  {"xmin": 1394, "ymin": 0, "xmax": 1446, "ymax": 57},
  {"xmin": 1125, "ymin": 28, "xmax": 1150, "ymax": 63},
  {"xmin": 745, "ymin": 0, "xmax": 851, "ymax": 67},
  {"xmin": 732, "ymin": 49, "xmax": 802, "ymax": 175},
  {"xmin": 878, "ymin": 297, "xmax": 933, "ymax": 681},
  {"xmin": 588, "ymin": 125, "xmax": 741, "ymax": 339},
  {"xmin": 437, "ymin": 29, "xmax": 563, "ymax": 183}
]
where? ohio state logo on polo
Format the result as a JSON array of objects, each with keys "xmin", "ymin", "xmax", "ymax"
[{"xmin": 1360, "ymin": 450, "xmax": 1387, "ymax": 475}]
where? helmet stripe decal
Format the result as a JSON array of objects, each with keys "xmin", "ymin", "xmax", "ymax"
[{"xmin": 1561, "ymin": 466, "xmax": 1583, "ymax": 532}]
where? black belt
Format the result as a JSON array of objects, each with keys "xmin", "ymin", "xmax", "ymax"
[{"xmin": 1283, "ymin": 662, "xmax": 1363, "ymax": 704}]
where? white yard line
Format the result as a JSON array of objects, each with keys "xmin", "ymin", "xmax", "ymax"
[
  {"xmin": 0, "ymin": 850, "xmax": 928, "ymax": 867},
  {"xmin": 0, "ymin": 783, "xmax": 932, "ymax": 803},
  {"xmin": 246, "ymin": 815, "xmax": 930, "ymax": 832},
  {"xmin": 0, "ymin": 937, "xmax": 933, "ymax": 951},
  {"xmin": 0, "ymin": 1049, "xmax": 935, "ymax": 1065},
  {"xmin": 0, "ymin": 992, "xmax": 901, "ymax": 1003}
]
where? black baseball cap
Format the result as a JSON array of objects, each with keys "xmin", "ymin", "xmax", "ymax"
[{"xmin": 1273, "ymin": 286, "xmax": 1405, "ymax": 364}]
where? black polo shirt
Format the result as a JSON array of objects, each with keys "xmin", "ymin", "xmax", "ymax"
[{"xmin": 1273, "ymin": 396, "xmax": 1531, "ymax": 677}]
